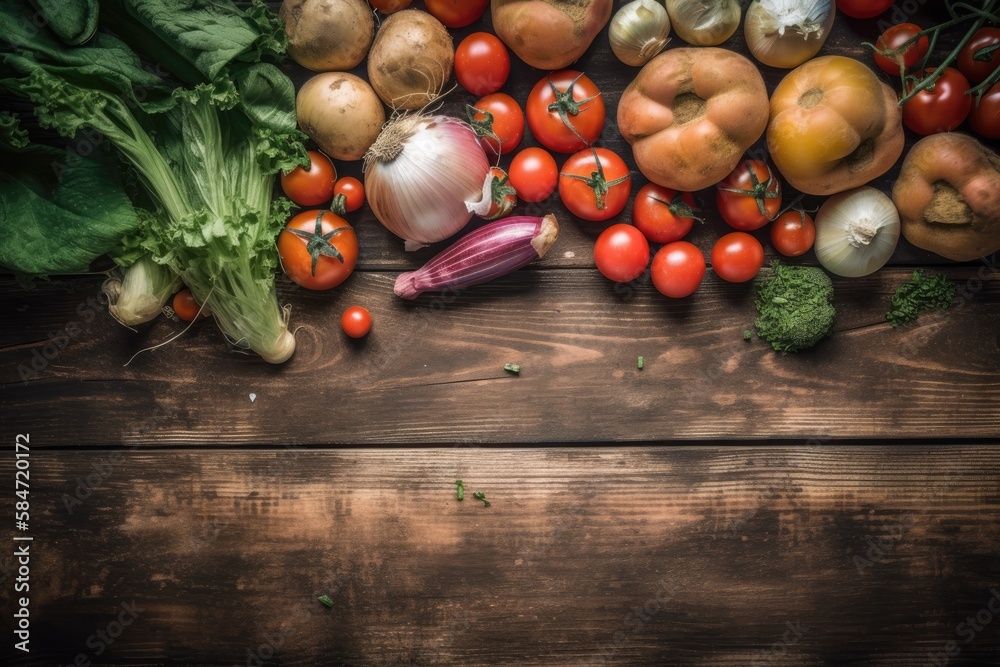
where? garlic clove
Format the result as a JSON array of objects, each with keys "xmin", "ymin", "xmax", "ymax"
[{"xmin": 610, "ymin": 0, "xmax": 672, "ymax": 67}]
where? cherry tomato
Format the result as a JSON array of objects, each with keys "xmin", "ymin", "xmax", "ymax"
[
  {"xmin": 957, "ymin": 27, "xmax": 1000, "ymax": 84},
  {"xmin": 341, "ymin": 306, "xmax": 372, "ymax": 339},
  {"xmin": 836, "ymin": 0, "xmax": 894, "ymax": 19},
  {"xmin": 558, "ymin": 148, "xmax": 631, "ymax": 222},
  {"xmin": 468, "ymin": 93, "xmax": 524, "ymax": 158},
  {"xmin": 424, "ymin": 0, "xmax": 488, "ymax": 28},
  {"xmin": 593, "ymin": 224, "xmax": 650, "ymax": 283},
  {"xmin": 632, "ymin": 185, "xmax": 701, "ymax": 244},
  {"xmin": 970, "ymin": 83, "xmax": 1000, "ymax": 139},
  {"xmin": 368, "ymin": 0, "xmax": 411, "ymax": 12},
  {"xmin": 278, "ymin": 210, "xmax": 358, "ymax": 290},
  {"xmin": 477, "ymin": 167, "xmax": 518, "ymax": 220},
  {"xmin": 508, "ymin": 148, "xmax": 558, "ymax": 203},
  {"xmin": 280, "ymin": 150, "xmax": 336, "ymax": 206},
  {"xmin": 873, "ymin": 24, "xmax": 929, "ymax": 76},
  {"xmin": 711, "ymin": 232, "xmax": 764, "ymax": 283},
  {"xmin": 716, "ymin": 160, "xmax": 782, "ymax": 231},
  {"xmin": 526, "ymin": 70, "xmax": 605, "ymax": 153},
  {"xmin": 455, "ymin": 33, "xmax": 510, "ymax": 96},
  {"xmin": 903, "ymin": 68, "xmax": 973, "ymax": 135},
  {"xmin": 332, "ymin": 177, "xmax": 365, "ymax": 214},
  {"xmin": 651, "ymin": 242, "xmax": 706, "ymax": 299},
  {"xmin": 172, "ymin": 288, "xmax": 207, "ymax": 322},
  {"xmin": 770, "ymin": 211, "xmax": 817, "ymax": 257}
]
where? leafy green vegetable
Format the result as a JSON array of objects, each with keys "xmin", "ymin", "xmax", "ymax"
[
  {"xmin": 317, "ymin": 595, "xmax": 334, "ymax": 608},
  {"xmin": 886, "ymin": 271, "xmax": 956, "ymax": 327},
  {"xmin": 455, "ymin": 479, "xmax": 464, "ymax": 501},
  {"xmin": 472, "ymin": 492, "xmax": 491, "ymax": 508},
  {"xmin": 754, "ymin": 262, "xmax": 836, "ymax": 353},
  {"xmin": 29, "ymin": 0, "xmax": 99, "ymax": 46}
]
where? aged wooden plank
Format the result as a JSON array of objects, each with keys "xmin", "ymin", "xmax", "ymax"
[
  {"xmin": 0, "ymin": 447, "xmax": 998, "ymax": 666},
  {"xmin": 2, "ymin": 266, "xmax": 997, "ymax": 445}
]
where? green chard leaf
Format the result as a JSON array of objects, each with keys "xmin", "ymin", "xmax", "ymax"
[{"xmin": 28, "ymin": 0, "xmax": 99, "ymax": 46}]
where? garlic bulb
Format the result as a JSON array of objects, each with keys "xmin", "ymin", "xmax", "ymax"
[
  {"xmin": 745, "ymin": 0, "xmax": 835, "ymax": 69},
  {"xmin": 664, "ymin": 0, "xmax": 741, "ymax": 46},
  {"xmin": 815, "ymin": 187, "xmax": 900, "ymax": 278},
  {"xmin": 610, "ymin": 0, "xmax": 672, "ymax": 67},
  {"xmin": 364, "ymin": 114, "xmax": 490, "ymax": 249}
]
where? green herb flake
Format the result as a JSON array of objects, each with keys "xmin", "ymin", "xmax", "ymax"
[
  {"xmin": 743, "ymin": 329, "xmax": 752, "ymax": 341},
  {"xmin": 317, "ymin": 595, "xmax": 334, "ymax": 608},
  {"xmin": 637, "ymin": 356, "xmax": 644, "ymax": 370},
  {"xmin": 503, "ymin": 363, "xmax": 521, "ymax": 375},
  {"xmin": 472, "ymin": 492, "xmax": 491, "ymax": 508},
  {"xmin": 455, "ymin": 479, "xmax": 464, "ymax": 501},
  {"xmin": 886, "ymin": 270, "xmax": 956, "ymax": 327}
]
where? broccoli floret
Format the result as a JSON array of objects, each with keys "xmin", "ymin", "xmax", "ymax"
[{"xmin": 754, "ymin": 262, "xmax": 835, "ymax": 353}]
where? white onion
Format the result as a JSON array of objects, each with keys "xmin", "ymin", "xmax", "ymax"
[
  {"xmin": 815, "ymin": 186, "xmax": 900, "ymax": 277},
  {"xmin": 664, "ymin": 0, "xmax": 741, "ymax": 47},
  {"xmin": 609, "ymin": 0, "xmax": 672, "ymax": 67},
  {"xmin": 745, "ymin": 0, "xmax": 835, "ymax": 69},
  {"xmin": 363, "ymin": 114, "xmax": 489, "ymax": 249}
]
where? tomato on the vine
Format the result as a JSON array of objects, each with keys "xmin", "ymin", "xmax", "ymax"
[
  {"xmin": 468, "ymin": 93, "xmax": 525, "ymax": 158},
  {"xmin": 455, "ymin": 32, "xmax": 510, "ymax": 96},
  {"xmin": 770, "ymin": 211, "xmax": 816, "ymax": 257},
  {"xmin": 836, "ymin": 0, "xmax": 894, "ymax": 19},
  {"xmin": 172, "ymin": 288, "xmax": 207, "ymax": 322},
  {"xmin": 424, "ymin": 0, "xmax": 488, "ymax": 28},
  {"xmin": 368, "ymin": 0, "xmax": 410, "ymax": 12},
  {"xmin": 280, "ymin": 150, "xmax": 335, "ymax": 206},
  {"xmin": 476, "ymin": 167, "xmax": 518, "ymax": 220},
  {"xmin": 970, "ymin": 83, "xmax": 1000, "ymax": 139},
  {"xmin": 593, "ymin": 224, "xmax": 650, "ymax": 283},
  {"xmin": 332, "ymin": 177, "xmax": 364, "ymax": 214},
  {"xmin": 341, "ymin": 306, "xmax": 372, "ymax": 339},
  {"xmin": 508, "ymin": 147, "xmax": 558, "ymax": 203},
  {"xmin": 632, "ymin": 184, "xmax": 701, "ymax": 244},
  {"xmin": 278, "ymin": 210, "xmax": 358, "ymax": 290},
  {"xmin": 558, "ymin": 147, "xmax": 631, "ymax": 222},
  {"xmin": 711, "ymin": 232, "xmax": 764, "ymax": 283},
  {"xmin": 902, "ymin": 68, "xmax": 973, "ymax": 135},
  {"xmin": 651, "ymin": 242, "xmax": 706, "ymax": 299},
  {"xmin": 716, "ymin": 160, "xmax": 782, "ymax": 231},
  {"xmin": 873, "ymin": 23, "xmax": 929, "ymax": 76},
  {"xmin": 957, "ymin": 27, "xmax": 1000, "ymax": 84},
  {"xmin": 526, "ymin": 70, "xmax": 605, "ymax": 153}
]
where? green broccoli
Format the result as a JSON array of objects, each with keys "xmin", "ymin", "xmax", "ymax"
[{"xmin": 754, "ymin": 262, "xmax": 836, "ymax": 353}]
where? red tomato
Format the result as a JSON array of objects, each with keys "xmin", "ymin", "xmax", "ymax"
[
  {"xmin": 711, "ymin": 232, "xmax": 764, "ymax": 283},
  {"xmin": 593, "ymin": 224, "xmax": 650, "ymax": 283},
  {"xmin": 651, "ymin": 242, "xmax": 706, "ymax": 298},
  {"xmin": 332, "ymin": 177, "xmax": 365, "ymax": 214},
  {"xmin": 369, "ymin": 0, "xmax": 411, "ymax": 11},
  {"xmin": 341, "ymin": 306, "xmax": 372, "ymax": 338},
  {"xmin": 526, "ymin": 70, "xmax": 605, "ymax": 153},
  {"xmin": 455, "ymin": 32, "xmax": 510, "ymax": 96},
  {"xmin": 278, "ymin": 210, "xmax": 358, "ymax": 290},
  {"xmin": 468, "ymin": 93, "xmax": 524, "ymax": 158},
  {"xmin": 903, "ymin": 68, "xmax": 973, "ymax": 135},
  {"xmin": 280, "ymin": 150, "xmax": 336, "ymax": 206},
  {"xmin": 873, "ymin": 24, "xmax": 929, "ymax": 76},
  {"xmin": 836, "ymin": 0, "xmax": 894, "ymax": 19},
  {"xmin": 957, "ymin": 27, "xmax": 1000, "ymax": 84},
  {"xmin": 508, "ymin": 148, "xmax": 558, "ymax": 203},
  {"xmin": 770, "ymin": 211, "xmax": 816, "ymax": 258},
  {"xmin": 424, "ymin": 0, "xmax": 488, "ymax": 28},
  {"xmin": 716, "ymin": 160, "xmax": 782, "ymax": 231},
  {"xmin": 632, "ymin": 184, "xmax": 701, "ymax": 244},
  {"xmin": 559, "ymin": 148, "xmax": 632, "ymax": 222},
  {"xmin": 476, "ymin": 167, "xmax": 518, "ymax": 220},
  {"xmin": 971, "ymin": 83, "xmax": 1000, "ymax": 139},
  {"xmin": 172, "ymin": 288, "xmax": 207, "ymax": 322}
]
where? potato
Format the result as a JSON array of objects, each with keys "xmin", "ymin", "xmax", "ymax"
[
  {"xmin": 492, "ymin": 0, "xmax": 612, "ymax": 70},
  {"xmin": 280, "ymin": 0, "xmax": 373, "ymax": 72},
  {"xmin": 367, "ymin": 10, "xmax": 453, "ymax": 110},
  {"xmin": 296, "ymin": 73, "xmax": 386, "ymax": 161}
]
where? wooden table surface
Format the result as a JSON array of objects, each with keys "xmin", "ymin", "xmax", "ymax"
[{"xmin": 1, "ymin": 2, "xmax": 999, "ymax": 665}]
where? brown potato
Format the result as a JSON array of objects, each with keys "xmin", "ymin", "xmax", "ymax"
[
  {"xmin": 280, "ymin": 0, "xmax": 373, "ymax": 72},
  {"xmin": 296, "ymin": 73, "xmax": 385, "ymax": 161},
  {"xmin": 617, "ymin": 48, "xmax": 769, "ymax": 192},
  {"xmin": 492, "ymin": 0, "xmax": 612, "ymax": 70},
  {"xmin": 367, "ymin": 10, "xmax": 453, "ymax": 110},
  {"xmin": 893, "ymin": 133, "xmax": 1000, "ymax": 262}
]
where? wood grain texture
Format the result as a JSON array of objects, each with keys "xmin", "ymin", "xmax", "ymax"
[
  {"xmin": 2, "ymin": 265, "xmax": 998, "ymax": 445},
  {"xmin": 1, "ymin": 447, "xmax": 999, "ymax": 666}
]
